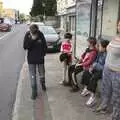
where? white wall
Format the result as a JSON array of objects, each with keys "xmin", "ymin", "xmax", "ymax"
[
  {"xmin": 102, "ymin": 0, "xmax": 119, "ymax": 37},
  {"xmin": 57, "ymin": 0, "xmax": 67, "ymax": 15},
  {"xmin": 57, "ymin": 0, "xmax": 76, "ymax": 15},
  {"xmin": 67, "ymin": 0, "xmax": 76, "ymax": 8}
]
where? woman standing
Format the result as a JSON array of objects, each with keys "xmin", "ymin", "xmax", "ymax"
[
  {"xmin": 96, "ymin": 20, "xmax": 120, "ymax": 120},
  {"xmin": 23, "ymin": 24, "xmax": 47, "ymax": 100}
]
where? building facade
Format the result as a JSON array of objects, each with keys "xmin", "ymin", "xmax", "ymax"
[
  {"xmin": 57, "ymin": 0, "xmax": 67, "ymax": 31},
  {"xmin": 57, "ymin": 0, "xmax": 120, "ymax": 57},
  {"xmin": 57, "ymin": 0, "xmax": 76, "ymax": 33},
  {"xmin": 2, "ymin": 9, "xmax": 19, "ymax": 24},
  {"xmin": 66, "ymin": 0, "xmax": 76, "ymax": 34},
  {"xmin": 0, "ymin": 0, "xmax": 3, "ymax": 17},
  {"xmin": 3, "ymin": 9, "xmax": 16, "ymax": 19}
]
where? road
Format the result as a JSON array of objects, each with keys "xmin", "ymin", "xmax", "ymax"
[{"xmin": 0, "ymin": 25, "xmax": 26, "ymax": 120}]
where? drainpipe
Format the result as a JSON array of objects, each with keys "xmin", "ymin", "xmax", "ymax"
[
  {"xmin": 74, "ymin": 0, "xmax": 77, "ymax": 57},
  {"xmin": 99, "ymin": 0, "xmax": 104, "ymax": 39},
  {"xmin": 90, "ymin": 0, "xmax": 98, "ymax": 37}
]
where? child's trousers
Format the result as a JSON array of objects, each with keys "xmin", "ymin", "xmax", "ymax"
[
  {"xmin": 68, "ymin": 65, "xmax": 83, "ymax": 87},
  {"xmin": 63, "ymin": 61, "xmax": 68, "ymax": 82},
  {"xmin": 87, "ymin": 70, "xmax": 102, "ymax": 93}
]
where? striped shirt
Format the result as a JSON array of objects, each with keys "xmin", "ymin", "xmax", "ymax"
[{"xmin": 105, "ymin": 36, "xmax": 120, "ymax": 72}]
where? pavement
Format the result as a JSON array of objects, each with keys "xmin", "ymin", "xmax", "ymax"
[{"xmin": 12, "ymin": 53, "xmax": 112, "ymax": 120}]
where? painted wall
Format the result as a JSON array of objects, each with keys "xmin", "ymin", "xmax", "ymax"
[
  {"xmin": 0, "ymin": 1, "xmax": 3, "ymax": 17},
  {"xmin": 102, "ymin": 0, "xmax": 119, "ymax": 37},
  {"xmin": 75, "ymin": 0, "xmax": 120, "ymax": 58}
]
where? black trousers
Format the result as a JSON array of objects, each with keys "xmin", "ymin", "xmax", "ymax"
[
  {"xmin": 68, "ymin": 64, "xmax": 83, "ymax": 88},
  {"xmin": 87, "ymin": 70, "xmax": 102, "ymax": 93},
  {"xmin": 81, "ymin": 69, "xmax": 102, "ymax": 93},
  {"xmin": 81, "ymin": 70, "xmax": 92, "ymax": 86}
]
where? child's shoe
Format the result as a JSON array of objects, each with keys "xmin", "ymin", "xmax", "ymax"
[
  {"xmin": 81, "ymin": 87, "xmax": 90, "ymax": 96},
  {"xmin": 86, "ymin": 96, "xmax": 96, "ymax": 106}
]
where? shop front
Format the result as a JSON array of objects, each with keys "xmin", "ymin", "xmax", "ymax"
[{"xmin": 74, "ymin": 0, "xmax": 120, "ymax": 58}]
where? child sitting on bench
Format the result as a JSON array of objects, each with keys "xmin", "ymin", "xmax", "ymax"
[
  {"xmin": 81, "ymin": 40, "xmax": 109, "ymax": 106},
  {"xmin": 68, "ymin": 37, "xmax": 97, "ymax": 92}
]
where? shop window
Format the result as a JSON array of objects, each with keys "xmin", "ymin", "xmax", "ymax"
[{"xmin": 69, "ymin": 16, "xmax": 75, "ymax": 33}]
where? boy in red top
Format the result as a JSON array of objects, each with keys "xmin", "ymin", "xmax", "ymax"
[
  {"xmin": 68, "ymin": 37, "xmax": 97, "ymax": 92},
  {"xmin": 59, "ymin": 33, "xmax": 72, "ymax": 85}
]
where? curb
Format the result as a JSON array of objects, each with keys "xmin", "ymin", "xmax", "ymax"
[
  {"xmin": 12, "ymin": 63, "xmax": 25, "ymax": 120},
  {"xmin": 12, "ymin": 62, "xmax": 34, "ymax": 120}
]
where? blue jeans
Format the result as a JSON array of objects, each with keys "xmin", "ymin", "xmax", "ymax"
[{"xmin": 28, "ymin": 64, "xmax": 45, "ymax": 89}]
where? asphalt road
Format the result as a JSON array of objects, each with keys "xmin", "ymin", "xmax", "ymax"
[{"xmin": 0, "ymin": 24, "xmax": 27, "ymax": 120}]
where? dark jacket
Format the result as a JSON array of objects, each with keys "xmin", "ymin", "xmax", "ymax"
[
  {"xmin": 23, "ymin": 31, "xmax": 47, "ymax": 64},
  {"xmin": 92, "ymin": 52, "xmax": 107, "ymax": 71}
]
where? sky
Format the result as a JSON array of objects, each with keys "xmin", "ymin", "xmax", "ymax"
[{"xmin": 2, "ymin": 0, "xmax": 33, "ymax": 15}]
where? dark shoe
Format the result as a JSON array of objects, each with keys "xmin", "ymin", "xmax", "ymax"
[
  {"xmin": 31, "ymin": 86, "xmax": 38, "ymax": 100},
  {"xmin": 59, "ymin": 81, "xmax": 64, "ymax": 85},
  {"xmin": 31, "ymin": 94, "xmax": 37, "ymax": 100},
  {"xmin": 59, "ymin": 81, "xmax": 71, "ymax": 86},
  {"xmin": 70, "ymin": 87, "xmax": 80, "ymax": 92},
  {"xmin": 42, "ymin": 83, "xmax": 46, "ymax": 91},
  {"xmin": 63, "ymin": 82, "xmax": 72, "ymax": 87}
]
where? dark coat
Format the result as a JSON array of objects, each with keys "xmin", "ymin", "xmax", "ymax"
[{"xmin": 23, "ymin": 31, "xmax": 47, "ymax": 64}]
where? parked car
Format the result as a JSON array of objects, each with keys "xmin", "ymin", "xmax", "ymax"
[
  {"xmin": 17, "ymin": 21, "xmax": 21, "ymax": 24},
  {"xmin": 38, "ymin": 25, "xmax": 61, "ymax": 52},
  {"xmin": 26, "ymin": 21, "xmax": 31, "ymax": 25},
  {"xmin": 0, "ymin": 18, "xmax": 12, "ymax": 32},
  {"xmin": 31, "ymin": 22, "xmax": 44, "ymax": 26}
]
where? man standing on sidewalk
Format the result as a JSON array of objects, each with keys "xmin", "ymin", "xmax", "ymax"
[{"xmin": 23, "ymin": 24, "xmax": 47, "ymax": 100}]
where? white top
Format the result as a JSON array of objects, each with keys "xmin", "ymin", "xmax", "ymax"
[{"xmin": 105, "ymin": 36, "xmax": 120, "ymax": 72}]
